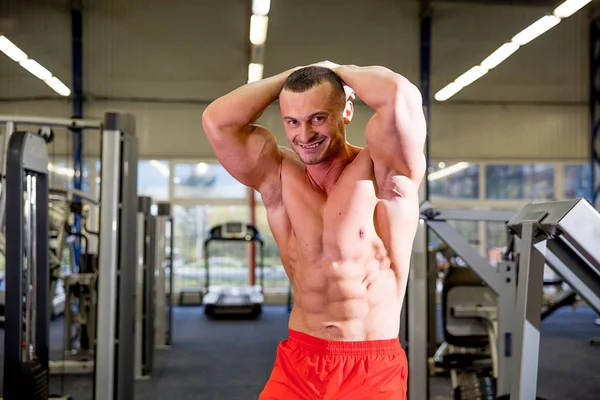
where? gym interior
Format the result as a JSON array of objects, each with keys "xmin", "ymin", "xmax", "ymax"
[{"xmin": 0, "ymin": 0, "xmax": 599, "ymax": 399}]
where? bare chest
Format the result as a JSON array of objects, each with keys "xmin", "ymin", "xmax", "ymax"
[{"xmin": 280, "ymin": 163, "xmax": 395, "ymax": 265}]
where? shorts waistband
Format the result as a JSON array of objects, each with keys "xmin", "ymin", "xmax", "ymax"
[{"xmin": 287, "ymin": 329, "xmax": 403, "ymax": 356}]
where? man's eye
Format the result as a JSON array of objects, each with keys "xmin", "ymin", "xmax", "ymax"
[
  {"xmin": 288, "ymin": 120, "xmax": 298, "ymax": 126},
  {"xmin": 313, "ymin": 116, "xmax": 325, "ymax": 123}
]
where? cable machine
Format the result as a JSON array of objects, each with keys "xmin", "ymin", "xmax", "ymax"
[{"xmin": 2, "ymin": 131, "xmax": 70, "ymax": 400}]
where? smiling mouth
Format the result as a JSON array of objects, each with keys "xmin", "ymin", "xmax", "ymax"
[{"xmin": 299, "ymin": 139, "xmax": 326, "ymax": 150}]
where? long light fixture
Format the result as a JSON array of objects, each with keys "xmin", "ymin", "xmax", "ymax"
[
  {"xmin": 247, "ymin": 0, "xmax": 271, "ymax": 84},
  {"xmin": 252, "ymin": 0, "xmax": 271, "ymax": 16},
  {"xmin": 248, "ymin": 63, "xmax": 264, "ymax": 83},
  {"xmin": 20, "ymin": 59, "xmax": 52, "ymax": 80},
  {"xmin": 480, "ymin": 42, "xmax": 520, "ymax": 70},
  {"xmin": 554, "ymin": 0, "xmax": 592, "ymax": 18},
  {"xmin": 0, "ymin": 34, "xmax": 71, "ymax": 97},
  {"xmin": 250, "ymin": 14, "xmax": 269, "ymax": 46},
  {"xmin": 512, "ymin": 15, "xmax": 561, "ymax": 46},
  {"xmin": 434, "ymin": 0, "xmax": 591, "ymax": 102},
  {"xmin": 0, "ymin": 35, "xmax": 27, "ymax": 62}
]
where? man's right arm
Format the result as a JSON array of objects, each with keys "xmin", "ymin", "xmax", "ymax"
[{"xmin": 202, "ymin": 67, "xmax": 298, "ymax": 203}]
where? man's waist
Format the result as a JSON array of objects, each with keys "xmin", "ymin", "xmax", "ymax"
[{"xmin": 285, "ymin": 329, "xmax": 403, "ymax": 357}]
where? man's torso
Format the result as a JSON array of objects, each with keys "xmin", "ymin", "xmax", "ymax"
[{"xmin": 262, "ymin": 146, "xmax": 420, "ymax": 341}]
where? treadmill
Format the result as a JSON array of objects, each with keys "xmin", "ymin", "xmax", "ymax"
[{"xmin": 202, "ymin": 222, "xmax": 264, "ymax": 318}]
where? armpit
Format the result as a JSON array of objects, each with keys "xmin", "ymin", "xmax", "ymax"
[{"xmin": 386, "ymin": 175, "xmax": 419, "ymax": 199}]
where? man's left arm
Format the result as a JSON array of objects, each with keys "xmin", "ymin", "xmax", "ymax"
[{"xmin": 333, "ymin": 65, "xmax": 427, "ymax": 194}]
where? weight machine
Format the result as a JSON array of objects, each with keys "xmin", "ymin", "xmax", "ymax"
[
  {"xmin": 154, "ymin": 202, "xmax": 174, "ymax": 350},
  {"xmin": 415, "ymin": 203, "xmax": 516, "ymax": 399},
  {"xmin": 413, "ymin": 198, "xmax": 600, "ymax": 400},
  {"xmin": 48, "ymin": 187, "xmax": 99, "ymax": 376},
  {"xmin": 135, "ymin": 196, "xmax": 156, "ymax": 380},
  {"xmin": 0, "ymin": 112, "xmax": 138, "ymax": 400},
  {"xmin": 2, "ymin": 131, "xmax": 70, "ymax": 399},
  {"xmin": 506, "ymin": 198, "xmax": 600, "ymax": 400}
]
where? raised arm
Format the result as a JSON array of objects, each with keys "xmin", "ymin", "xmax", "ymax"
[
  {"xmin": 202, "ymin": 67, "xmax": 298, "ymax": 202},
  {"xmin": 333, "ymin": 65, "xmax": 427, "ymax": 193}
]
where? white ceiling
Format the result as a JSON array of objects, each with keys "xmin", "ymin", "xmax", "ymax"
[{"xmin": 0, "ymin": 0, "xmax": 591, "ymax": 103}]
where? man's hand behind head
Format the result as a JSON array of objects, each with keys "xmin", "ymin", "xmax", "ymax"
[{"xmin": 310, "ymin": 60, "xmax": 340, "ymax": 70}]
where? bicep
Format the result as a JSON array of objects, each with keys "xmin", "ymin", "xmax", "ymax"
[
  {"xmin": 203, "ymin": 121, "xmax": 282, "ymax": 194},
  {"xmin": 365, "ymin": 83, "xmax": 427, "ymax": 186}
]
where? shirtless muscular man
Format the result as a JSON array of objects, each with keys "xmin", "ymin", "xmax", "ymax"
[{"xmin": 202, "ymin": 61, "xmax": 427, "ymax": 400}]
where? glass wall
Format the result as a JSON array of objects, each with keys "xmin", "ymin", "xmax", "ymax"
[
  {"xmin": 485, "ymin": 164, "xmax": 555, "ymax": 200},
  {"xmin": 430, "ymin": 161, "xmax": 598, "ymax": 266},
  {"xmin": 254, "ymin": 204, "xmax": 288, "ymax": 292},
  {"xmin": 173, "ymin": 204, "xmax": 250, "ymax": 292},
  {"xmin": 429, "ymin": 162, "xmax": 480, "ymax": 201}
]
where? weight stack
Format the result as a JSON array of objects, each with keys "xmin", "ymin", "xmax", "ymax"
[{"xmin": 19, "ymin": 359, "xmax": 49, "ymax": 400}]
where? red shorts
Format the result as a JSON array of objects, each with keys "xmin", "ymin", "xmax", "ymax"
[{"xmin": 259, "ymin": 329, "xmax": 408, "ymax": 400}]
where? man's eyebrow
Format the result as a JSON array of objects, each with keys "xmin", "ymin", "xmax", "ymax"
[{"xmin": 283, "ymin": 112, "xmax": 329, "ymax": 120}]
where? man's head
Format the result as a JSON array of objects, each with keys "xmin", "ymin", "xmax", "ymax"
[{"xmin": 279, "ymin": 66, "xmax": 354, "ymax": 165}]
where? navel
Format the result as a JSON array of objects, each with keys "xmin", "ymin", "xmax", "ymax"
[{"xmin": 359, "ymin": 227, "xmax": 365, "ymax": 239}]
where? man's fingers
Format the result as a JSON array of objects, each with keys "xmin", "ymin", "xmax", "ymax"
[{"xmin": 344, "ymin": 86, "xmax": 356, "ymax": 101}]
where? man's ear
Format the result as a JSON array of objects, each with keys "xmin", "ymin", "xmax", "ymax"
[{"xmin": 343, "ymin": 101, "xmax": 354, "ymax": 125}]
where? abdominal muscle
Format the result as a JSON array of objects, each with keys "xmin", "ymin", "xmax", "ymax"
[{"xmin": 287, "ymin": 257, "xmax": 404, "ymax": 341}]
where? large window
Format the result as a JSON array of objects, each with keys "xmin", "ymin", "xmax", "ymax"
[
  {"xmin": 48, "ymin": 159, "xmax": 93, "ymax": 193},
  {"xmin": 173, "ymin": 162, "xmax": 246, "ymax": 199},
  {"xmin": 254, "ymin": 203, "xmax": 289, "ymax": 293},
  {"xmin": 173, "ymin": 204, "xmax": 250, "ymax": 292},
  {"xmin": 138, "ymin": 160, "xmax": 169, "ymax": 201},
  {"xmin": 429, "ymin": 162, "xmax": 479, "ymax": 200},
  {"xmin": 485, "ymin": 164, "xmax": 555, "ymax": 200},
  {"xmin": 563, "ymin": 164, "xmax": 600, "ymax": 201}
]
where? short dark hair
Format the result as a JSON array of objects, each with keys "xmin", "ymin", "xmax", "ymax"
[{"xmin": 282, "ymin": 66, "xmax": 346, "ymax": 104}]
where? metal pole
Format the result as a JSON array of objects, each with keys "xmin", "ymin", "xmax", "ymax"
[
  {"xmin": 72, "ymin": 0, "xmax": 84, "ymax": 266},
  {"xmin": 590, "ymin": 9, "xmax": 600, "ymax": 209},
  {"xmin": 95, "ymin": 129, "xmax": 121, "ymax": 400},
  {"xmin": 407, "ymin": 5, "xmax": 432, "ymax": 400},
  {"xmin": 510, "ymin": 222, "xmax": 546, "ymax": 400},
  {"xmin": 249, "ymin": 188, "xmax": 256, "ymax": 286},
  {"xmin": 0, "ymin": 121, "xmax": 15, "ymax": 231}
]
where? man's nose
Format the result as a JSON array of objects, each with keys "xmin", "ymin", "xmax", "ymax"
[{"xmin": 299, "ymin": 123, "xmax": 318, "ymax": 143}]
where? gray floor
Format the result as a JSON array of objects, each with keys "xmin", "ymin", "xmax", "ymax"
[{"xmin": 0, "ymin": 305, "xmax": 599, "ymax": 399}]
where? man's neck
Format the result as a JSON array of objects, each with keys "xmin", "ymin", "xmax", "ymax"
[{"xmin": 305, "ymin": 145, "xmax": 356, "ymax": 194}]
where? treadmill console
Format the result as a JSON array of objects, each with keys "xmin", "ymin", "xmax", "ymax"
[{"xmin": 221, "ymin": 222, "xmax": 246, "ymax": 239}]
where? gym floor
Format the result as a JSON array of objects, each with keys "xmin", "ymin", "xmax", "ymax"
[{"xmin": 0, "ymin": 304, "xmax": 599, "ymax": 400}]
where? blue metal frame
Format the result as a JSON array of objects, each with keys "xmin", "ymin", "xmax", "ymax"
[
  {"xmin": 72, "ymin": 3, "xmax": 84, "ymax": 266},
  {"xmin": 590, "ymin": 15, "xmax": 600, "ymax": 209}
]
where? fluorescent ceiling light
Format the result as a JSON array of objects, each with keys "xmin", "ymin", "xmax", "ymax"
[
  {"xmin": 252, "ymin": 0, "xmax": 271, "ymax": 16},
  {"xmin": 434, "ymin": 82, "xmax": 463, "ymax": 102},
  {"xmin": 20, "ymin": 59, "xmax": 52, "ymax": 80},
  {"xmin": 511, "ymin": 15, "xmax": 561, "ymax": 46},
  {"xmin": 44, "ymin": 77, "xmax": 71, "ymax": 97},
  {"xmin": 554, "ymin": 0, "xmax": 592, "ymax": 18},
  {"xmin": 481, "ymin": 42, "xmax": 520, "ymax": 70},
  {"xmin": 250, "ymin": 15, "xmax": 269, "ymax": 46},
  {"xmin": 428, "ymin": 162, "xmax": 470, "ymax": 181},
  {"xmin": 248, "ymin": 63, "xmax": 264, "ymax": 83},
  {"xmin": 434, "ymin": 0, "xmax": 592, "ymax": 103},
  {"xmin": 455, "ymin": 66, "xmax": 488, "ymax": 87},
  {"xmin": 0, "ymin": 35, "xmax": 28, "ymax": 62}
]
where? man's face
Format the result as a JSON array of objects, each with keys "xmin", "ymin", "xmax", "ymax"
[{"xmin": 279, "ymin": 82, "xmax": 351, "ymax": 165}]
